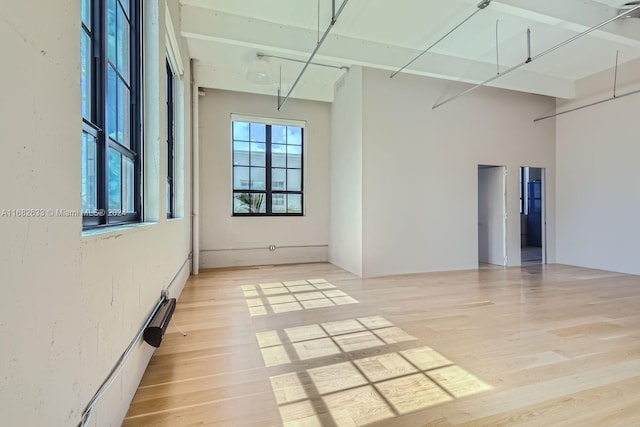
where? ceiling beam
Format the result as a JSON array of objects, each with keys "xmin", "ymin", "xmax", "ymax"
[
  {"xmin": 492, "ymin": 0, "xmax": 640, "ymax": 48},
  {"xmin": 181, "ymin": 5, "xmax": 574, "ymax": 98}
]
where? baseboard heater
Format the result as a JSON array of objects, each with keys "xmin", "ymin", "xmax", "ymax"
[{"xmin": 143, "ymin": 298, "xmax": 177, "ymax": 348}]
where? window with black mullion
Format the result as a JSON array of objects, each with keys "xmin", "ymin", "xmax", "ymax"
[
  {"xmin": 81, "ymin": 0, "xmax": 141, "ymax": 228},
  {"xmin": 232, "ymin": 121, "xmax": 303, "ymax": 215}
]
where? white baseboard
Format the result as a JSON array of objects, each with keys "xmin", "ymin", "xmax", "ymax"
[{"xmin": 200, "ymin": 245, "xmax": 328, "ymax": 269}]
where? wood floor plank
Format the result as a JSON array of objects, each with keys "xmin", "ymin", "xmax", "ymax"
[{"xmin": 125, "ymin": 263, "xmax": 640, "ymax": 426}]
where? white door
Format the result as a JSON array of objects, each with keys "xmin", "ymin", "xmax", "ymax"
[{"xmin": 478, "ymin": 166, "xmax": 507, "ymax": 266}]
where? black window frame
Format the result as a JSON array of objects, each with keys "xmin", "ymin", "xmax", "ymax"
[
  {"xmin": 166, "ymin": 59, "xmax": 175, "ymax": 218},
  {"xmin": 232, "ymin": 120, "xmax": 304, "ymax": 216},
  {"xmin": 82, "ymin": 0, "xmax": 143, "ymax": 230}
]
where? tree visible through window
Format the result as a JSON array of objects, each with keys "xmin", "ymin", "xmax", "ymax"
[
  {"xmin": 81, "ymin": 0, "xmax": 142, "ymax": 228},
  {"xmin": 232, "ymin": 119, "xmax": 304, "ymax": 215}
]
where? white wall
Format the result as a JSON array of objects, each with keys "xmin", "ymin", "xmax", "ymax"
[
  {"xmin": 556, "ymin": 59, "xmax": 640, "ymax": 275},
  {"xmin": 359, "ymin": 68, "xmax": 556, "ymax": 277},
  {"xmin": 329, "ymin": 67, "xmax": 364, "ymax": 276},
  {"xmin": 199, "ymin": 89, "xmax": 330, "ymax": 268},
  {"xmin": 0, "ymin": 1, "xmax": 192, "ymax": 425}
]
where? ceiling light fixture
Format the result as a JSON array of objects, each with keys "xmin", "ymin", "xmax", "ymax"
[{"xmin": 246, "ymin": 56, "xmax": 273, "ymax": 85}]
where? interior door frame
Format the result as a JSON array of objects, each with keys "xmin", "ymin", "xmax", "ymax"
[
  {"xmin": 478, "ymin": 165, "xmax": 507, "ymax": 267},
  {"xmin": 520, "ymin": 166, "xmax": 547, "ymax": 265}
]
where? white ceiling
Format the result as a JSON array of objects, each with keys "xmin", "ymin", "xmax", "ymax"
[{"xmin": 179, "ymin": 0, "xmax": 640, "ymax": 103}]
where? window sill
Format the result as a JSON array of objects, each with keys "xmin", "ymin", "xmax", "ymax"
[{"xmin": 82, "ymin": 221, "xmax": 158, "ymax": 239}]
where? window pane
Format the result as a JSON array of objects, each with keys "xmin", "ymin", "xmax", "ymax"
[
  {"xmin": 287, "ymin": 169, "xmax": 302, "ymax": 191},
  {"xmin": 120, "ymin": 0, "xmax": 130, "ymax": 18},
  {"xmin": 167, "ymin": 181, "xmax": 171, "ymax": 215},
  {"xmin": 272, "ymin": 194, "xmax": 286, "ymax": 213},
  {"xmin": 287, "ymin": 145, "xmax": 302, "ymax": 169},
  {"xmin": 250, "ymin": 167, "xmax": 265, "ymax": 190},
  {"xmin": 272, "ymin": 125, "xmax": 286, "ymax": 144},
  {"xmin": 107, "ymin": 65, "xmax": 117, "ymax": 141},
  {"xmin": 123, "ymin": 156, "xmax": 134, "ymax": 213},
  {"xmin": 117, "ymin": 6, "xmax": 130, "ymax": 83},
  {"xmin": 233, "ymin": 141, "xmax": 249, "ymax": 166},
  {"xmin": 234, "ymin": 192, "xmax": 265, "ymax": 214},
  {"xmin": 109, "ymin": 148, "xmax": 122, "ymax": 210},
  {"xmin": 233, "ymin": 122, "xmax": 249, "ymax": 141},
  {"xmin": 82, "ymin": 0, "xmax": 92, "ymax": 29},
  {"xmin": 287, "ymin": 127, "xmax": 302, "ymax": 145},
  {"xmin": 82, "ymin": 133, "xmax": 97, "ymax": 212},
  {"xmin": 272, "ymin": 168, "xmax": 286, "ymax": 191},
  {"xmin": 119, "ymin": 81, "xmax": 130, "ymax": 148},
  {"xmin": 250, "ymin": 123, "xmax": 266, "ymax": 142},
  {"xmin": 253, "ymin": 194, "xmax": 266, "ymax": 213},
  {"xmin": 250, "ymin": 142, "xmax": 265, "ymax": 167},
  {"xmin": 108, "ymin": 0, "xmax": 117, "ymax": 63},
  {"xmin": 81, "ymin": 31, "xmax": 92, "ymax": 120},
  {"xmin": 287, "ymin": 194, "xmax": 302, "ymax": 214},
  {"xmin": 272, "ymin": 144, "xmax": 286, "ymax": 168},
  {"xmin": 233, "ymin": 166, "xmax": 249, "ymax": 190}
]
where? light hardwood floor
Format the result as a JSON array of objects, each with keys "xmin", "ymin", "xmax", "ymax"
[{"xmin": 124, "ymin": 263, "xmax": 640, "ymax": 426}]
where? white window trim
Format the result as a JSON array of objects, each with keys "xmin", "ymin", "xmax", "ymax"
[{"xmin": 165, "ymin": 4, "xmax": 184, "ymax": 76}]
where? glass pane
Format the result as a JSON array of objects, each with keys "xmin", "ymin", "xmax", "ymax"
[
  {"xmin": 287, "ymin": 145, "xmax": 302, "ymax": 169},
  {"xmin": 287, "ymin": 169, "xmax": 302, "ymax": 191},
  {"xmin": 272, "ymin": 168, "xmax": 286, "ymax": 191},
  {"xmin": 233, "ymin": 166, "xmax": 249, "ymax": 190},
  {"xmin": 234, "ymin": 192, "xmax": 265, "ymax": 214},
  {"xmin": 234, "ymin": 192, "xmax": 250, "ymax": 214},
  {"xmin": 233, "ymin": 122, "xmax": 249, "ymax": 141},
  {"xmin": 250, "ymin": 142, "xmax": 265, "ymax": 167},
  {"xmin": 250, "ymin": 123, "xmax": 266, "ymax": 142},
  {"xmin": 272, "ymin": 125, "xmax": 286, "ymax": 144},
  {"xmin": 252, "ymin": 194, "xmax": 266, "ymax": 214},
  {"xmin": 109, "ymin": 148, "xmax": 122, "ymax": 211},
  {"xmin": 81, "ymin": 31, "xmax": 92, "ymax": 120},
  {"xmin": 272, "ymin": 144, "xmax": 286, "ymax": 168},
  {"xmin": 82, "ymin": 133, "xmax": 97, "ymax": 212},
  {"xmin": 108, "ymin": 0, "xmax": 117, "ymax": 63},
  {"xmin": 120, "ymin": 0, "xmax": 130, "ymax": 18},
  {"xmin": 119, "ymin": 81, "xmax": 130, "ymax": 147},
  {"xmin": 233, "ymin": 141, "xmax": 249, "ymax": 166},
  {"xmin": 167, "ymin": 182, "xmax": 171, "ymax": 215},
  {"xmin": 287, "ymin": 194, "xmax": 302, "ymax": 214},
  {"xmin": 287, "ymin": 127, "xmax": 302, "ymax": 145},
  {"xmin": 272, "ymin": 194, "xmax": 286, "ymax": 213},
  {"xmin": 117, "ymin": 6, "xmax": 130, "ymax": 83},
  {"xmin": 122, "ymin": 156, "xmax": 134, "ymax": 214},
  {"xmin": 82, "ymin": 0, "xmax": 92, "ymax": 29},
  {"xmin": 107, "ymin": 66, "xmax": 117, "ymax": 141},
  {"xmin": 250, "ymin": 167, "xmax": 265, "ymax": 190}
]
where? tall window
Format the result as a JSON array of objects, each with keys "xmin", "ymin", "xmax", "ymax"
[
  {"xmin": 232, "ymin": 117, "xmax": 304, "ymax": 216},
  {"xmin": 166, "ymin": 59, "xmax": 175, "ymax": 218},
  {"xmin": 81, "ymin": 0, "xmax": 142, "ymax": 228}
]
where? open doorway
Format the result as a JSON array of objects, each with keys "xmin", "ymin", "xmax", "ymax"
[
  {"xmin": 478, "ymin": 165, "xmax": 507, "ymax": 266},
  {"xmin": 520, "ymin": 167, "xmax": 545, "ymax": 265}
]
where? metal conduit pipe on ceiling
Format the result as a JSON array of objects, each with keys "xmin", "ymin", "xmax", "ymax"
[
  {"xmin": 277, "ymin": 0, "xmax": 351, "ymax": 110},
  {"xmin": 390, "ymin": 0, "xmax": 492, "ymax": 79},
  {"xmin": 432, "ymin": 3, "xmax": 640, "ymax": 110}
]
